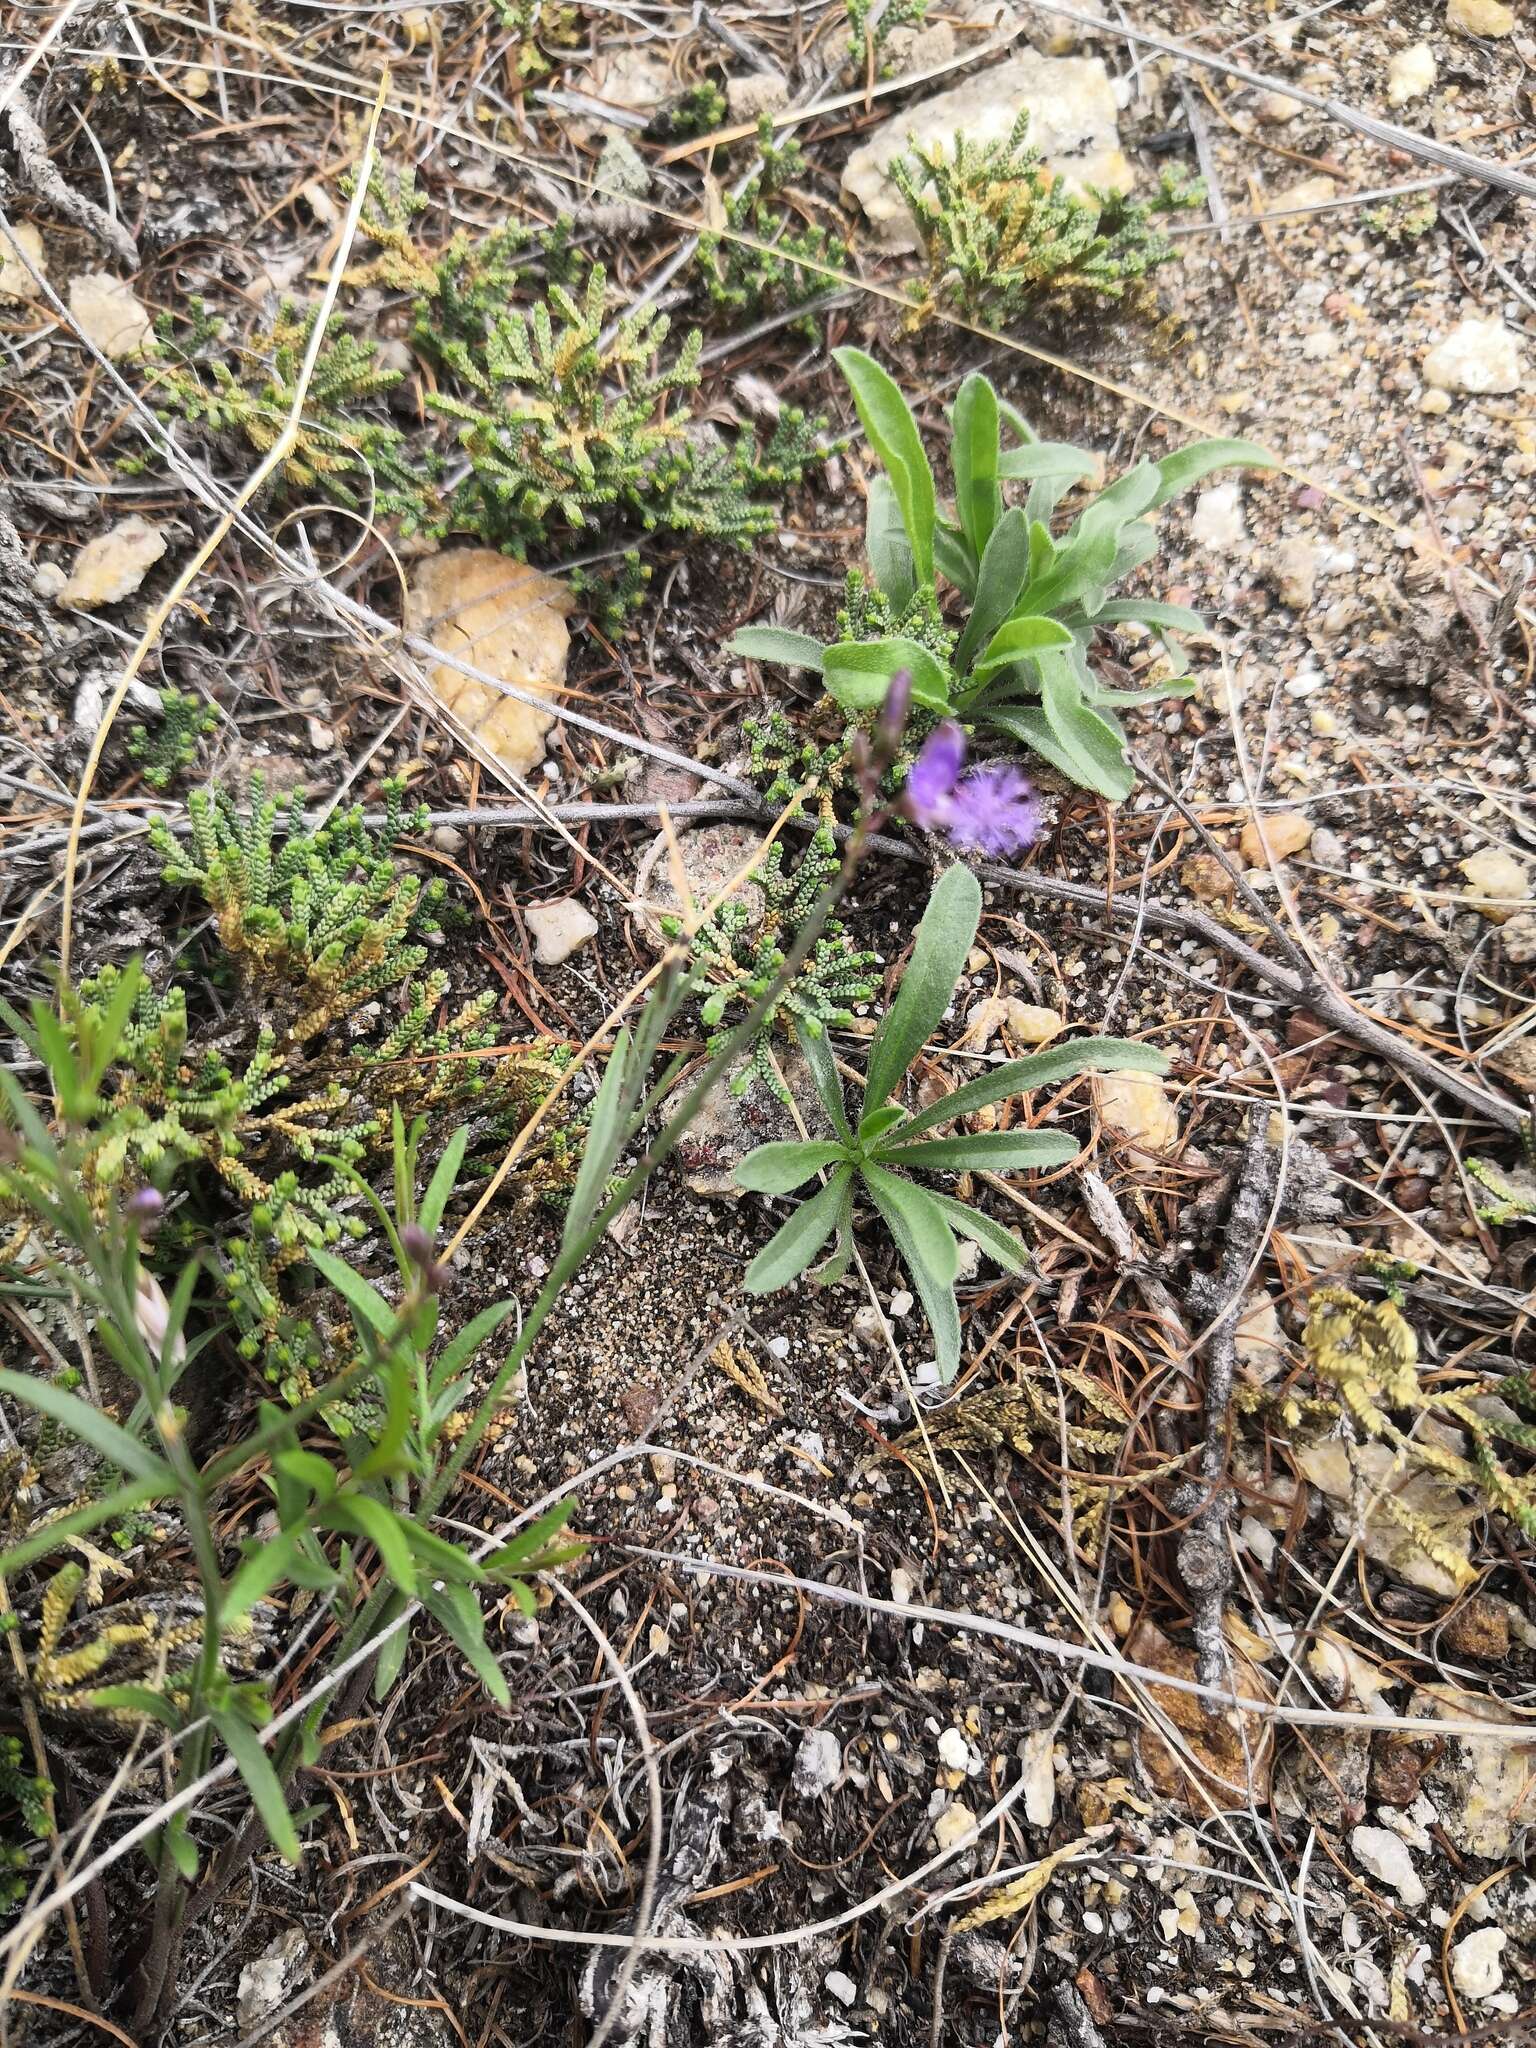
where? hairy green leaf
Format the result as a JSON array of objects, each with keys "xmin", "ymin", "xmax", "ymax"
[{"xmin": 863, "ymin": 864, "xmax": 981, "ymax": 1111}]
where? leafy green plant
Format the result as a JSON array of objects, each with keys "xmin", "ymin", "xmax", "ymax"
[
  {"xmin": 729, "ymin": 349, "xmax": 1274, "ymax": 801},
  {"xmin": 0, "ymin": 1064, "xmax": 578, "ymax": 2016},
  {"xmin": 141, "ymin": 300, "xmax": 429, "ymax": 525},
  {"xmin": 425, "ymin": 258, "xmax": 828, "ymax": 556},
  {"xmin": 733, "ymin": 863, "xmax": 1168, "ymax": 1375},
  {"xmin": 697, "ymin": 119, "xmax": 840, "ymax": 341},
  {"xmin": 9, "ymin": 780, "xmax": 567, "ymax": 1404},
  {"xmin": 0, "ymin": 694, "xmax": 892, "ymax": 2008},
  {"xmin": 892, "ymin": 110, "xmax": 1199, "ymax": 327},
  {"xmin": 126, "ymin": 687, "xmax": 218, "ymax": 792}
]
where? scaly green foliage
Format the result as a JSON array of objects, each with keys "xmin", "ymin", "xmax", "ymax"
[
  {"xmin": 847, "ymin": 0, "xmax": 927, "ymax": 64},
  {"xmin": 891, "ymin": 110, "xmax": 1199, "ymax": 327},
  {"xmin": 0, "ymin": 1735, "xmax": 49, "ymax": 1903},
  {"xmin": 141, "ymin": 301, "xmax": 429, "ymax": 525},
  {"xmin": 0, "ymin": 782, "xmax": 565, "ymax": 1402},
  {"xmin": 730, "ymin": 350, "xmax": 1274, "ymax": 800},
  {"xmin": 698, "ymin": 119, "xmax": 839, "ymax": 340},
  {"xmin": 734, "ymin": 863, "xmax": 1169, "ymax": 1378},
  {"xmin": 647, "ymin": 79, "xmax": 728, "ymax": 141},
  {"xmin": 674, "ymin": 720, "xmax": 877, "ymax": 1102},
  {"xmin": 425, "ymin": 257, "xmax": 829, "ymax": 554},
  {"xmin": 487, "ymin": 0, "xmax": 580, "ymax": 75},
  {"xmin": 126, "ymin": 688, "xmax": 218, "ymax": 792},
  {"xmin": 1292, "ymin": 1285, "xmax": 1536, "ymax": 1561},
  {"xmin": 1468, "ymin": 1156, "xmax": 1536, "ymax": 1226}
]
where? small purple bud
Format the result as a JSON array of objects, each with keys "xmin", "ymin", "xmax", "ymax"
[
  {"xmin": 125, "ymin": 1187, "xmax": 164, "ymax": 1227},
  {"xmin": 904, "ymin": 721, "xmax": 967, "ymax": 828},
  {"xmin": 400, "ymin": 1222, "xmax": 448, "ymax": 1293},
  {"xmin": 877, "ymin": 666, "xmax": 913, "ymax": 752}
]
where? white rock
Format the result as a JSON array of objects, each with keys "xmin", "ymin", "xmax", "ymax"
[
  {"xmin": 68, "ymin": 272, "xmax": 153, "ymax": 359},
  {"xmin": 889, "ymin": 1289, "xmax": 914, "ymax": 1319},
  {"xmin": 1387, "ymin": 42, "xmax": 1437, "ymax": 104},
  {"xmin": 792, "ymin": 1728, "xmax": 843, "ymax": 1799},
  {"xmin": 726, "ymin": 70, "xmax": 788, "ymax": 122},
  {"xmin": 824, "ymin": 1970, "xmax": 858, "ymax": 2007},
  {"xmin": 1191, "ymin": 481, "xmax": 1246, "ymax": 550},
  {"xmin": 0, "ymin": 222, "xmax": 45, "ymax": 302},
  {"xmin": 57, "ymin": 517, "xmax": 167, "ymax": 609},
  {"xmin": 236, "ymin": 1928, "xmax": 306, "ymax": 2031},
  {"xmin": 842, "ymin": 54, "xmax": 1133, "ymax": 251},
  {"xmin": 1451, "ymin": 1928, "xmax": 1505, "ymax": 1999},
  {"xmin": 1299, "ymin": 1435, "xmax": 1473, "ymax": 1596},
  {"xmin": 1423, "ymin": 318, "xmax": 1524, "ymax": 397},
  {"xmin": 525, "ymin": 898, "xmax": 599, "ymax": 966},
  {"xmin": 1234, "ymin": 1292, "xmax": 1287, "ymax": 1383},
  {"xmin": 1022, "ymin": 1727, "xmax": 1056, "ymax": 1826},
  {"xmin": 937, "ymin": 1726, "xmax": 971, "ymax": 1772},
  {"xmin": 932, "ymin": 1801, "xmax": 975, "ymax": 1852},
  {"xmin": 1411, "ymin": 1684, "xmax": 1536, "ymax": 1858},
  {"xmin": 1351, "ymin": 1825, "xmax": 1425, "ymax": 1908},
  {"xmin": 632, "ymin": 821, "xmax": 766, "ymax": 951},
  {"xmin": 672, "ymin": 1047, "xmax": 830, "ymax": 1199}
]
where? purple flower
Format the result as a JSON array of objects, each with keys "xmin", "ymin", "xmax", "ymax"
[
  {"xmin": 904, "ymin": 721, "xmax": 967, "ymax": 828},
  {"xmin": 943, "ymin": 762, "xmax": 1043, "ymax": 858},
  {"xmin": 903, "ymin": 725, "xmax": 1042, "ymax": 859}
]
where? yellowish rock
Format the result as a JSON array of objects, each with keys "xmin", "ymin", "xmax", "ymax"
[
  {"xmin": 1266, "ymin": 175, "xmax": 1337, "ymax": 218},
  {"xmin": 407, "ymin": 550, "xmax": 573, "ymax": 777},
  {"xmin": 1128, "ymin": 1618, "xmax": 1272, "ymax": 1809},
  {"xmin": 1446, "ymin": 0, "xmax": 1515, "ymax": 35},
  {"xmin": 1459, "ymin": 847, "xmax": 1531, "ymax": 924},
  {"xmin": 1240, "ymin": 809, "xmax": 1314, "ymax": 865},
  {"xmin": 961, "ymin": 995, "xmax": 1064, "ymax": 1050},
  {"xmin": 68, "ymin": 272, "xmax": 153, "ymax": 359},
  {"xmin": 1387, "ymin": 41, "xmax": 1437, "ymax": 103},
  {"xmin": 0, "ymin": 222, "xmax": 45, "ymax": 302},
  {"xmin": 58, "ymin": 517, "xmax": 167, "ymax": 609},
  {"xmin": 1092, "ymin": 1070, "xmax": 1178, "ymax": 1164}
]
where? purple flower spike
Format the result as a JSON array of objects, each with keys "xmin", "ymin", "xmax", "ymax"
[
  {"xmin": 944, "ymin": 762, "xmax": 1043, "ymax": 859},
  {"xmin": 904, "ymin": 721, "xmax": 967, "ymax": 827}
]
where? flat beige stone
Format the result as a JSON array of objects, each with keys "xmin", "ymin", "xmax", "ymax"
[
  {"xmin": 1446, "ymin": 0, "xmax": 1515, "ymax": 36},
  {"xmin": 1460, "ymin": 846, "xmax": 1531, "ymax": 923},
  {"xmin": 841, "ymin": 54, "xmax": 1133, "ymax": 252},
  {"xmin": 407, "ymin": 550, "xmax": 573, "ymax": 777},
  {"xmin": 0, "ymin": 222, "xmax": 45, "ymax": 303},
  {"xmin": 58, "ymin": 517, "xmax": 167, "ymax": 609},
  {"xmin": 1240, "ymin": 810, "xmax": 1314, "ymax": 865},
  {"xmin": 68, "ymin": 272, "xmax": 153, "ymax": 359}
]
